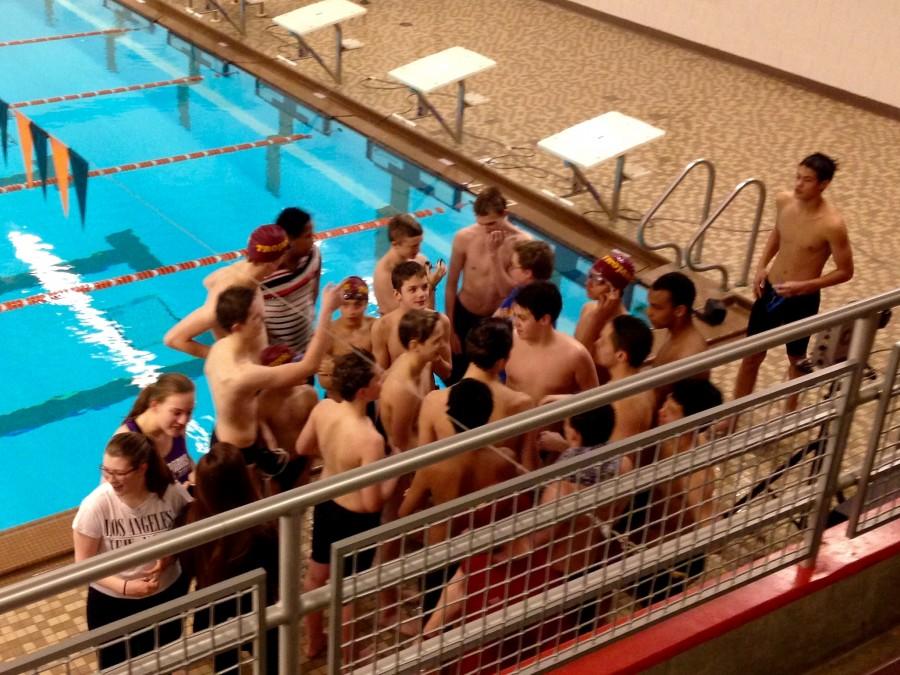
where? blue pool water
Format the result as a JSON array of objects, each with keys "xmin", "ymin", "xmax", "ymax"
[{"xmin": 0, "ymin": 0, "xmax": 627, "ymax": 530}]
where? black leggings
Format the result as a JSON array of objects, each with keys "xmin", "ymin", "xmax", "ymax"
[{"xmin": 86, "ymin": 573, "xmax": 190, "ymax": 669}]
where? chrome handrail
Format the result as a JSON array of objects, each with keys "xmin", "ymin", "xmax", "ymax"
[
  {"xmin": 687, "ymin": 177, "xmax": 766, "ymax": 290},
  {"xmin": 636, "ymin": 158, "xmax": 716, "ymax": 266}
]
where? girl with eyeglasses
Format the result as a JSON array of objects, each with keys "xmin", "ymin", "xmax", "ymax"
[
  {"xmin": 72, "ymin": 432, "xmax": 192, "ymax": 669},
  {"xmin": 115, "ymin": 373, "xmax": 196, "ymax": 486}
]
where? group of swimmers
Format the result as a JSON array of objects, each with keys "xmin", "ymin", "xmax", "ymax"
[{"xmin": 72, "ymin": 151, "xmax": 853, "ymax": 665}]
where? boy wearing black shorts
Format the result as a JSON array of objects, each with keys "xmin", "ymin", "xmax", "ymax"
[{"xmin": 296, "ymin": 351, "xmax": 397, "ymax": 659}]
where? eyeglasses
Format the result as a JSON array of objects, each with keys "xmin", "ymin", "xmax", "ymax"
[
  {"xmin": 342, "ymin": 293, "xmax": 367, "ymax": 302},
  {"xmin": 99, "ymin": 465, "xmax": 137, "ymax": 479}
]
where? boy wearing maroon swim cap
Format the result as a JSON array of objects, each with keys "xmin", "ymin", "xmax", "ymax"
[
  {"xmin": 164, "ymin": 224, "xmax": 290, "ymax": 359},
  {"xmin": 318, "ymin": 276, "xmax": 377, "ymax": 399},
  {"xmin": 574, "ymin": 249, "xmax": 635, "ymax": 358}
]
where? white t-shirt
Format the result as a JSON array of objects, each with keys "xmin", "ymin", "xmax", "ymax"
[{"xmin": 72, "ymin": 481, "xmax": 192, "ymax": 598}]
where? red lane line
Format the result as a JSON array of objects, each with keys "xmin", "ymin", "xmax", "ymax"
[
  {"xmin": 10, "ymin": 76, "xmax": 204, "ymax": 109},
  {"xmin": 0, "ymin": 28, "xmax": 132, "ymax": 48},
  {"xmin": 0, "ymin": 134, "xmax": 312, "ymax": 194},
  {"xmin": 0, "ymin": 208, "xmax": 446, "ymax": 313}
]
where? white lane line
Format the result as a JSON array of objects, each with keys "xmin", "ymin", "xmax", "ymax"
[{"xmin": 9, "ymin": 230, "xmax": 161, "ymax": 387}]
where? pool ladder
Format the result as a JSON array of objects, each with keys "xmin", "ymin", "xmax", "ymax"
[{"xmin": 637, "ymin": 158, "xmax": 767, "ymax": 291}]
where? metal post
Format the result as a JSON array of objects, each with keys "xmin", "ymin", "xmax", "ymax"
[
  {"xmin": 611, "ymin": 155, "xmax": 626, "ymax": 222},
  {"xmin": 334, "ymin": 24, "xmax": 343, "ymax": 85},
  {"xmin": 802, "ymin": 313, "xmax": 879, "ymax": 567},
  {"xmin": 278, "ymin": 511, "xmax": 303, "ymax": 675},
  {"xmin": 691, "ymin": 161, "xmax": 718, "ymax": 265},
  {"xmin": 737, "ymin": 181, "xmax": 768, "ymax": 286},
  {"xmin": 455, "ymin": 79, "xmax": 466, "ymax": 143},
  {"xmin": 846, "ymin": 341, "xmax": 900, "ymax": 536}
]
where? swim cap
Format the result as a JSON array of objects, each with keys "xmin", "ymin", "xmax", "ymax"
[
  {"xmin": 260, "ymin": 343, "xmax": 299, "ymax": 367},
  {"xmin": 589, "ymin": 250, "xmax": 635, "ymax": 291},
  {"xmin": 340, "ymin": 276, "xmax": 369, "ymax": 302},
  {"xmin": 246, "ymin": 224, "xmax": 289, "ymax": 263}
]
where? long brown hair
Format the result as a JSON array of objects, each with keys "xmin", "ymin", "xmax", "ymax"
[
  {"xmin": 126, "ymin": 373, "xmax": 194, "ymax": 420},
  {"xmin": 105, "ymin": 432, "xmax": 174, "ymax": 498},
  {"xmin": 185, "ymin": 443, "xmax": 267, "ymax": 587}
]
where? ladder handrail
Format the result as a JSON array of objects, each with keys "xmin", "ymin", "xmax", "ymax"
[
  {"xmin": 686, "ymin": 177, "xmax": 767, "ymax": 291},
  {"xmin": 637, "ymin": 158, "xmax": 716, "ymax": 266}
]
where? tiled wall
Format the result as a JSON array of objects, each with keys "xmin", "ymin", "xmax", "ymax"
[{"xmin": 564, "ymin": 0, "xmax": 900, "ymax": 109}]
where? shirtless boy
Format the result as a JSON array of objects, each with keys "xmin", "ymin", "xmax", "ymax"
[
  {"xmin": 372, "ymin": 261, "xmax": 452, "ymax": 383},
  {"xmin": 426, "ymin": 404, "xmax": 622, "ymax": 634},
  {"xmin": 540, "ymin": 314, "xmax": 654, "ymax": 454},
  {"xmin": 733, "ymin": 153, "xmax": 853, "ymax": 401},
  {"xmin": 574, "ymin": 249, "xmax": 635, "ymax": 355},
  {"xmin": 203, "ymin": 284, "xmax": 339, "ymax": 482},
  {"xmin": 615, "ymin": 379, "xmax": 723, "ymax": 605},
  {"xmin": 418, "ymin": 318, "xmax": 536, "ymax": 467},
  {"xmin": 506, "ymin": 281, "xmax": 599, "ymax": 402},
  {"xmin": 446, "ymin": 187, "xmax": 530, "ymax": 382},
  {"xmin": 165, "ymin": 225, "xmax": 290, "ymax": 359},
  {"xmin": 494, "ymin": 240, "xmax": 555, "ymax": 320},
  {"xmin": 296, "ymin": 351, "xmax": 396, "ymax": 659},
  {"xmin": 647, "ymin": 272, "xmax": 709, "ymax": 405},
  {"xmin": 257, "ymin": 343, "xmax": 319, "ymax": 489},
  {"xmin": 374, "ymin": 214, "xmax": 446, "ymax": 315},
  {"xmin": 596, "ymin": 316, "xmax": 656, "ymax": 440},
  {"xmin": 260, "ymin": 207, "xmax": 321, "ymax": 354},
  {"xmin": 318, "ymin": 276, "xmax": 376, "ymax": 399},
  {"xmin": 400, "ymin": 379, "xmax": 519, "ymax": 626},
  {"xmin": 380, "ymin": 309, "xmax": 446, "ymax": 453}
]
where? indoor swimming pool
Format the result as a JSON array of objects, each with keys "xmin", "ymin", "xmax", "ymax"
[{"xmin": 0, "ymin": 0, "xmax": 646, "ymax": 529}]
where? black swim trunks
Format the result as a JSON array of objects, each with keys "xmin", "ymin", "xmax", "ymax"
[
  {"xmin": 747, "ymin": 279, "xmax": 821, "ymax": 357},
  {"xmin": 209, "ymin": 429, "xmax": 305, "ymax": 490},
  {"xmin": 311, "ymin": 499, "xmax": 382, "ymax": 577},
  {"xmin": 448, "ymin": 297, "xmax": 491, "ymax": 384}
]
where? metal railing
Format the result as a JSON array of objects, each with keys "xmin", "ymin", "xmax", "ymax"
[
  {"xmin": 848, "ymin": 341, "xmax": 900, "ymax": 536},
  {"xmin": 636, "ymin": 158, "xmax": 716, "ymax": 266},
  {"xmin": 686, "ymin": 177, "xmax": 767, "ymax": 290},
  {"xmin": 4, "ymin": 570, "xmax": 267, "ymax": 675},
  {"xmin": 331, "ymin": 364, "xmax": 853, "ymax": 673},
  {"xmin": 2, "ymin": 288, "xmax": 899, "ymax": 674}
]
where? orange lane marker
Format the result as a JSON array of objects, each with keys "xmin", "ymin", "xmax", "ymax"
[
  {"xmin": 10, "ymin": 76, "xmax": 204, "ymax": 109},
  {"xmin": 0, "ymin": 28, "xmax": 132, "ymax": 48},
  {"xmin": 0, "ymin": 134, "xmax": 311, "ymax": 195},
  {"xmin": 0, "ymin": 208, "xmax": 446, "ymax": 313}
]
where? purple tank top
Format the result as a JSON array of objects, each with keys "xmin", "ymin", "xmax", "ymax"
[{"xmin": 125, "ymin": 418, "xmax": 192, "ymax": 484}]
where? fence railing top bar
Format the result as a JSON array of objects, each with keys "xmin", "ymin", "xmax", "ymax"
[{"xmin": 0, "ymin": 290, "xmax": 896, "ymax": 615}]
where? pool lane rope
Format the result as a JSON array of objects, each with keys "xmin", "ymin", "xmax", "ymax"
[
  {"xmin": 0, "ymin": 133, "xmax": 312, "ymax": 195},
  {"xmin": 0, "ymin": 27, "xmax": 134, "ymax": 49},
  {"xmin": 0, "ymin": 208, "xmax": 444, "ymax": 313},
  {"xmin": 10, "ymin": 76, "xmax": 204, "ymax": 109}
]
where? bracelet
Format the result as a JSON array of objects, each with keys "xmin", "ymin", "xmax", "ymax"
[{"xmin": 123, "ymin": 580, "xmax": 128, "ymax": 596}]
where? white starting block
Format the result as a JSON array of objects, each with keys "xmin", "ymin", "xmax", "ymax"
[
  {"xmin": 537, "ymin": 111, "xmax": 665, "ymax": 221},
  {"xmin": 272, "ymin": 0, "xmax": 367, "ymax": 84},
  {"xmin": 388, "ymin": 47, "xmax": 496, "ymax": 143}
]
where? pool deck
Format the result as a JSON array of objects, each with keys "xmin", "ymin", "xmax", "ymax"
[{"xmin": 3, "ymin": 1, "xmax": 899, "ymax": 672}]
